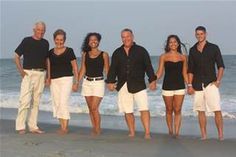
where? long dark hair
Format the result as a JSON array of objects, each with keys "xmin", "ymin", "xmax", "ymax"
[
  {"xmin": 165, "ymin": 35, "xmax": 183, "ymax": 53},
  {"xmin": 81, "ymin": 32, "xmax": 102, "ymax": 53}
]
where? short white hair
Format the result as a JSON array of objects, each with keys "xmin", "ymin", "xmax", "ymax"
[{"xmin": 34, "ymin": 21, "xmax": 46, "ymax": 29}]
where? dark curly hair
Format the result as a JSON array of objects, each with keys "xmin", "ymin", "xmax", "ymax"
[
  {"xmin": 165, "ymin": 35, "xmax": 183, "ymax": 54},
  {"xmin": 81, "ymin": 32, "xmax": 102, "ymax": 53}
]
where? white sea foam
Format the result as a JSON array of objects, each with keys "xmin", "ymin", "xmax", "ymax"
[{"xmin": 1, "ymin": 90, "xmax": 235, "ymax": 119}]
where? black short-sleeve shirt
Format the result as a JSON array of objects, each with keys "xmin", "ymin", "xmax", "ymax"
[
  {"xmin": 15, "ymin": 37, "xmax": 49, "ymax": 69},
  {"xmin": 49, "ymin": 47, "xmax": 76, "ymax": 79}
]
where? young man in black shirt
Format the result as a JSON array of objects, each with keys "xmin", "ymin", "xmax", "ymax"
[
  {"xmin": 106, "ymin": 28, "xmax": 157, "ymax": 139},
  {"xmin": 187, "ymin": 26, "xmax": 225, "ymax": 140},
  {"xmin": 14, "ymin": 21, "xmax": 50, "ymax": 134}
]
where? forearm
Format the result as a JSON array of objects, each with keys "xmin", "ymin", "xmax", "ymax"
[
  {"xmin": 188, "ymin": 73, "xmax": 193, "ymax": 84},
  {"xmin": 46, "ymin": 58, "xmax": 51, "ymax": 79},
  {"xmin": 216, "ymin": 67, "xmax": 224, "ymax": 82},
  {"xmin": 78, "ymin": 68, "xmax": 85, "ymax": 82},
  {"xmin": 14, "ymin": 55, "xmax": 24, "ymax": 75}
]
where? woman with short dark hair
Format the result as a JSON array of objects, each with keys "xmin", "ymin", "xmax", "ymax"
[{"xmin": 49, "ymin": 29, "xmax": 79, "ymax": 134}]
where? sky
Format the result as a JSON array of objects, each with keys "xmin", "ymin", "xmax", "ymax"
[{"xmin": 1, "ymin": 0, "xmax": 236, "ymax": 58}]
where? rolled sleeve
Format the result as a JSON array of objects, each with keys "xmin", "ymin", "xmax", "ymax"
[
  {"xmin": 215, "ymin": 46, "xmax": 225, "ymax": 69},
  {"xmin": 187, "ymin": 50, "xmax": 194, "ymax": 74}
]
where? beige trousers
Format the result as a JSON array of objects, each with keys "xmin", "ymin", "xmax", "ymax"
[
  {"xmin": 50, "ymin": 76, "xmax": 73, "ymax": 120},
  {"xmin": 15, "ymin": 70, "xmax": 46, "ymax": 131}
]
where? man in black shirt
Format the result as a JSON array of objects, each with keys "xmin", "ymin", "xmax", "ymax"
[
  {"xmin": 106, "ymin": 29, "xmax": 157, "ymax": 139},
  {"xmin": 14, "ymin": 21, "xmax": 50, "ymax": 134},
  {"xmin": 187, "ymin": 26, "xmax": 225, "ymax": 140}
]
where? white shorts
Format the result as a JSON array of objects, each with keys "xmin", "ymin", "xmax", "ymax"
[
  {"xmin": 118, "ymin": 83, "xmax": 149, "ymax": 113},
  {"xmin": 81, "ymin": 78, "xmax": 105, "ymax": 97},
  {"xmin": 193, "ymin": 84, "xmax": 221, "ymax": 112},
  {"xmin": 162, "ymin": 89, "xmax": 185, "ymax": 96}
]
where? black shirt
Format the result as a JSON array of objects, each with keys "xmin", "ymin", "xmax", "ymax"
[
  {"xmin": 49, "ymin": 47, "xmax": 76, "ymax": 79},
  {"xmin": 15, "ymin": 37, "xmax": 49, "ymax": 69},
  {"xmin": 85, "ymin": 51, "xmax": 104, "ymax": 77},
  {"xmin": 106, "ymin": 43, "xmax": 157, "ymax": 93},
  {"xmin": 188, "ymin": 41, "xmax": 225, "ymax": 90}
]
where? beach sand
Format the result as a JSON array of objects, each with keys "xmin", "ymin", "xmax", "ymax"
[{"xmin": 0, "ymin": 108, "xmax": 236, "ymax": 157}]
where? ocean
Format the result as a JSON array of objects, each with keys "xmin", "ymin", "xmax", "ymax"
[{"xmin": 0, "ymin": 56, "xmax": 235, "ymax": 119}]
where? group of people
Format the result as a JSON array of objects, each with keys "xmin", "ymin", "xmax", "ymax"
[{"xmin": 14, "ymin": 21, "xmax": 225, "ymax": 141}]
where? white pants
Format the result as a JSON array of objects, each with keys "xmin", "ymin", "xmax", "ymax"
[
  {"xmin": 50, "ymin": 76, "xmax": 73, "ymax": 120},
  {"xmin": 193, "ymin": 84, "xmax": 221, "ymax": 112},
  {"xmin": 16, "ymin": 70, "xmax": 46, "ymax": 131},
  {"xmin": 118, "ymin": 83, "xmax": 149, "ymax": 113}
]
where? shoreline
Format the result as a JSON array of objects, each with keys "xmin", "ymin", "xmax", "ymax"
[
  {"xmin": 0, "ymin": 108, "xmax": 236, "ymax": 157},
  {"xmin": 1, "ymin": 107, "xmax": 235, "ymax": 139}
]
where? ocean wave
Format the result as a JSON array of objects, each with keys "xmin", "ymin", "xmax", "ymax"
[{"xmin": 1, "ymin": 90, "xmax": 236, "ymax": 119}]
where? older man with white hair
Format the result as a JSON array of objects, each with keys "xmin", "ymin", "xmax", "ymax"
[{"xmin": 14, "ymin": 21, "xmax": 50, "ymax": 134}]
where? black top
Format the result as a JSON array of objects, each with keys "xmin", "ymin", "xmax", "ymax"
[
  {"xmin": 15, "ymin": 36, "xmax": 49, "ymax": 69},
  {"xmin": 49, "ymin": 47, "xmax": 76, "ymax": 79},
  {"xmin": 106, "ymin": 43, "xmax": 157, "ymax": 93},
  {"xmin": 188, "ymin": 41, "xmax": 225, "ymax": 90},
  {"xmin": 162, "ymin": 61, "xmax": 185, "ymax": 90},
  {"xmin": 85, "ymin": 51, "xmax": 104, "ymax": 77}
]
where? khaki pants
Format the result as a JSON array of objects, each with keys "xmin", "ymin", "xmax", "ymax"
[{"xmin": 16, "ymin": 70, "xmax": 46, "ymax": 131}]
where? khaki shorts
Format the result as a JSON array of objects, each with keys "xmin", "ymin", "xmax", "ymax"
[
  {"xmin": 118, "ymin": 83, "xmax": 149, "ymax": 113},
  {"xmin": 193, "ymin": 84, "xmax": 221, "ymax": 112},
  {"xmin": 162, "ymin": 89, "xmax": 185, "ymax": 96}
]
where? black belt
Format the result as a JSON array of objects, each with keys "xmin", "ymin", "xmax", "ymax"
[
  {"xmin": 25, "ymin": 68, "xmax": 45, "ymax": 72},
  {"xmin": 84, "ymin": 76, "xmax": 104, "ymax": 81}
]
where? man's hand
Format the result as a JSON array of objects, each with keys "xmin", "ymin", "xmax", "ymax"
[
  {"xmin": 107, "ymin": 83, "xmax": 116, "ymax": 91},
  {"xmin": 211, "ymin": 81, "xmax": 220, "ymax": 88},
  {"xmin": 149, "ymin": 81, "xmax": 156, "ymax": 91}
]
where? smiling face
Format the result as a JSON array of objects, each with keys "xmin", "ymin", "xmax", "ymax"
[
  {"xmin": 33, "ymin": 24, "xmax": 45, "ymax": 40},
  {"xmin": 54, "ymin": 34, "xmax": 65, "ymax": 49},
  {"xmin": 88, "ymin": 35, "xmax": 99, "ymax": 49},
  {"xmin": 195, "ymin": 30, "xmax": 207, "ymax": 43},
  {"xmin": 121, "ymin": 31, "xmax": 134, "ymax": 48},
  {"xmin": 168, "ymin": 37, "xmax": 179, "ymax": 51}
]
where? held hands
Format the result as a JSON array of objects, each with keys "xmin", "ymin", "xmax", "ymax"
[
  {"xmin": 72, "ymin": 83, "xmax": 79, "ymax": 92},
  {"xmin": 149, "ymin": 81, "xmax": 157, "ymax": 91},
  {"xmin": 45, "ymin": 78, "xmax": 51, "ymax": 86},
  {"xmin": 107, "ymin": 83, "xmax": 116, "ymax": 91},
  {"xmin": 187, "ymin": 86, "xmax": 195, "ymax": 95}
]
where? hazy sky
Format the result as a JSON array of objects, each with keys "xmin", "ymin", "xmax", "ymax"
[{"xmin": 1, "ymin": 0, "xmax": 236, "ymax": 58}]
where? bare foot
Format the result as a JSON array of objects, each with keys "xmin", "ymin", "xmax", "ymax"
[
  {"xmin": 57, "ymin": 129, "xmax": 68, "ymax": 135},
  {"xmin": 30, "ymin": 129, "xmax": 45, "ymax": 134},
  {"xmin": 219, "ymin": 136, "xmax": 224, "ymax": 141},
  {"xmin": 169, "ymin": 131, "xmax": 173, "ymax": 136},
  {"xmin": 200, "ymin": 136, "xmax": 207, "ymax": 140},
  {"xmin": 17, "ymin": 129, "xmax": 26, "ymax": 135},
  {"xmin": 173, "ymin": 135, "xmax": 180, "ymax": 139},
  {"xmin": 128, "ymin": 132, "xmax": 135, "ymax": 138},
  {"xmin": 144, "ymin": 134, "xmax": 151, "ymax": 139}
]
